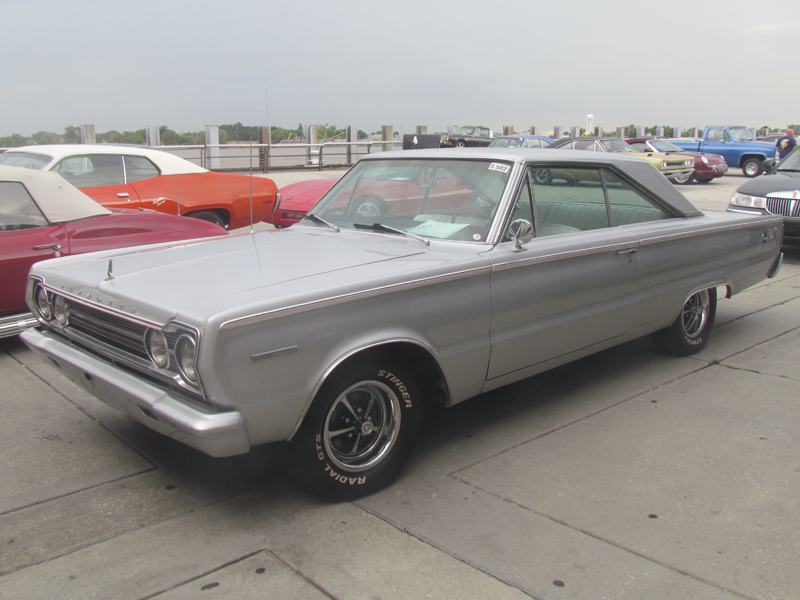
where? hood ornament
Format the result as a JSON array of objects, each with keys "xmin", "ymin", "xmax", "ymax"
[{"xmin": 106, "ymin": 259, "xmax": 115, "ymax": 280}]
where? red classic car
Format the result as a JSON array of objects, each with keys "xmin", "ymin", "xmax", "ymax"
[
  {"xmin": 264, "ymin": 178, "xmax": 338, "ymax": 228},
  {"xmin": 626, "ymin": 138, "xmax": 728, "ymax": 184},
  {"xmin": 0, "ymin": 145, "xmax": 279, "ymax": 230},
  {"xmin": 0, "ymin": 165, "xmax": 226, "ymax": 338}
]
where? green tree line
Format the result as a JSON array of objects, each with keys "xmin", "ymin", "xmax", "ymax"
[{"xmin": 1, "ymin": 122, "xmax": 369, "ymax": 147}]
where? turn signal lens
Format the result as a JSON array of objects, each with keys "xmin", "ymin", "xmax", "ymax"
[{"xmin": 54, "ymin": 295, "xmax": 68, "ymax": 326}]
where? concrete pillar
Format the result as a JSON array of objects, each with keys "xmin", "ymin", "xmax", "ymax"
[
  {"xmin": 503, "ymin": 126, "xmax": 514, "ymax": 135},
  {"xmin": 594, "ymin": 127, "xmax": 601, "ymax": 136},
  {"xmin": 616, "ymin": 127, "xmax": 625, "ymax": 138},
  {"xmin": 306, "ymin": 125, "xmax": 319, "ymax": 165},
  {"xmin": 673, "ymin": 126, "xmax": 681, "ymax": 138},
  {"xmin": 415, "ymin": 125, "xmax": 427, "ymax": 134},
  {"xmin": 80, "ymin": 125, "xmax": 96, "ymax": 144},
  {"xmin": 570, "ymin": 125, "xmax": 581, "ymax": 137},
  {"xmin": 636, "ymin": 126, "xmax": 646, "ymax": 138},
  {"xmin": 554, "ymin": 126, "xmax": 564, "ymax": 138},
  {"xmin": 382, "ymin": 125, "xmax": 393, "ymax": 151},
  {"xmin": 529, "ymin": 126, "xmax": 536, "ymax": 135},
  {"xmin": 145, "ymin": 126, "xmax": 160, "ymax": 147},
  {"xmin": 258, "ymin": 126, "xmax": 270, "ymax": 170},
  {"xmin": 346, "ymin": 125, "xmax": 357, "ymax": 165},
  {"xmin": 204, "ymin": 125, "xmax": 220, "ymax": 170},
  {"xmin": 655, "ymin": 126, "xmax": 665, "ymax": 137}
]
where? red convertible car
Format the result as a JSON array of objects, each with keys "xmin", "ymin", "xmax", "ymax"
[
  {"xmin": 0, "ymin": 145, "xmax": 279, "ymax": 230},
  {"xmin": 626, "ymin": 138, "xmax": 728, "ymax": 184},
  {"xmin": 264, "ymin": 178, "xmax": 338, "ymax": 228},
  {"xmin": 0, "ymin": 165, "xmax": 226, "ymax": 338}
]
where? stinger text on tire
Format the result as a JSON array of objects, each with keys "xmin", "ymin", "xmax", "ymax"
[{"xmin": 284, "ymin": 356, "xmax": 423, "ymax": 500}]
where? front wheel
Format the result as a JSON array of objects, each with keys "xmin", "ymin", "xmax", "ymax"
[
  {"xmin": 186, "ymin": 210, "xmax": 227, "ymax": 228},
  {"xmin": 284, "ymin": 357, "xmax": 423, "ymax": 500},
  {"xmin": 455, "ymin": 140, "xmax": 467, "ymax": 148},
  {"xmin": 742, "ymin": 158, "xmax": 763, "ymax": 178},
  {"xmin": 672, "ymin": 171, "xmax": 694, "ymax": 185},
  {"xmin": 650, "ymin": 288, "xmax": 717, "ymax": 356}
]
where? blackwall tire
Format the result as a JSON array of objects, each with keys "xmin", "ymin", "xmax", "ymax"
[
  {"xmin": 651, "ymin": 288, "xmax": 717, "ymax": 356},
  {"xmin": 673, "ymin": 171, "xmax": 694, "ymax": 185},
  {"xmin": 742, "ymin": 158, "xmax": 763, "ymax": 178},
  {"xmin": 455, "ymin": 140, "xmax": 467, "ymax": 148},
  {"xmin": 187, "ymin": 210, "xmax": 226, "ymax": 228},
  {"xmin": 284, "ymin": 358, "xmax": 423, "ymax": 500}
]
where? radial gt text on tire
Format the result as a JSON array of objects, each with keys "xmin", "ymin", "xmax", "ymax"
[
  {"xmin": 284, "ymin": 357, "xmax": 423, "ymax": 500},
  {"xmin": 742, "ymin": 158, "xmax": 763, "ymax": 178},
  {"xmin": 650, "ymin": 288, "xmax": 717, "ymax": 356}
]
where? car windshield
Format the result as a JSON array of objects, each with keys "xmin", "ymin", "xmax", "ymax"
[
  {"xmin": 0, "ymin": 152, "xmax": 53, "ymax": 170},
  {"xmin": 648, "ymin": 140, "xmax": 683, "ymax": 152},
  {"xmin": 489, "ymin": 138, "xmax": 523, "ymax": 147},
  {"xmin": 599, "ymin": 139, "xmax": 635, "ymax": 153},
  {"xmin": 776, "ymin": 147, "xmax": 800, "ymax": 171},
  {"xmin": 452, "ymin": 127, "xmax": 477, "ymax": 136},
  {"xmin": 729, "ymin": 127, "xmax": 755, "ymax": 142},
  {"xmin": 306, "ymin": 158, "xmax": 512, "ymax": 243}
]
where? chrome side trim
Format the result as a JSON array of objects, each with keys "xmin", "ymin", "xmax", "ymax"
[
  {"xmin": 251, "ymin": 346, "xmax": 298, "ymax": 361},
  {"xmin": 636, "ymin": 219, "xmax": 783, "ymax": 246},
  {"xmin": 286, "ymin": 338, "xmax": 441, "ymax": 441},
  {"xmin": 220, "ymin": 266, "xmax": 492, "ymax": 331},
  {"xmin": 491, "ymin": 241, "xmax": 637, "ymax": 272}
]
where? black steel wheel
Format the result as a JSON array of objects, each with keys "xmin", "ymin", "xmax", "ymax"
[
  {"xmin": 742, "ymin": 158, "xmax": 763, "ymax": 178},
  {"xmin": 284, "ymin": 357, "xmax": 423, "ymax": 500},
  {"xmin": 651, "ymin": 288, "xmax": 717, "ymax": 356}
]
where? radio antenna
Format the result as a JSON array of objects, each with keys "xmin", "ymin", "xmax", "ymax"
[{"xmin": 249, "ymin": 140, "xmax": 254, "ymax": 233}]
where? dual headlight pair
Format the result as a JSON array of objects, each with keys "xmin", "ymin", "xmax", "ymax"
[
  {"xmin": 36, "ymin": 286, "xmax": 68, "ymax": 326},
  {"xmin": 730, "ymin": 193, "xmax": 767, "ymax": 209},
  {"xmin": 145, "ymin": 329, "xmax": 198, "ymax": 384}
]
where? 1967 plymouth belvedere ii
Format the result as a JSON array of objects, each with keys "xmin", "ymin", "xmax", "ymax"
[{"xmin": 21, "ymin": 148, "xmax": 784, "ymax": 500}]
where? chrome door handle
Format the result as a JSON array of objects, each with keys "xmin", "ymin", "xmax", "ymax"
[
  {"xmin": 33, "ymin": 243, "xmax": 61, "ymax": 251},
  {"xmin": 117, "ymin": 192, "xmax": 129, "ymax": 198},
  {"xmin": 615, "ymin": 248, "xmax": 637, "ymax": 255}
]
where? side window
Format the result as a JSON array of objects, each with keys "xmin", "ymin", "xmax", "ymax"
[
  {"xmin": 526, "ymin": 139, "xmax": 542, "ymax": 148},
  {"xmin": 706, "ymin": 128, "xmax": 726, "ymax": 142},
  {"xmin": 532, "ymin": 168, "xmax": 608, "ymax": 236},
  {"xmin": 0, "ymin": 182, "xmax": 48, "ymax": 230},
  {"xmin": 628, "ymin": 142, "xmax": 648, "ymax": 151},
  {"xmin": 53, "ymin": 154, "xmax": 124, "ymax": 187},
  {"xmin": 574, "ymin": 140, "xmax": 594, "ymax": 150},
  {"xmin": 604, "ymin": 170, "xmax": 671, "ymax": 225},
  {"xmin": 556, "ymin": 141, "xmax": 575, "ymax": 150},
  {"xmin": 479, "ymin": 128, "xmax": 490, "ymax": 137},
  {"xmin": 124, "ymin": 155, "xmax": 159, "ymax": 183}
]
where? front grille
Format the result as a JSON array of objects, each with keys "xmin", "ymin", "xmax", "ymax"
[
  {"xmin": 766, "ymin": 198, "xmax": 800, "ymax": 218},
  {"xmin": 67, "ymin": 301, "xmax": 149, "ymax": 360}
]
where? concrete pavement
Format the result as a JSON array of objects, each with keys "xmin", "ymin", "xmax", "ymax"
[{"xmin": 2, "ymin": 170, "xmax": 799, "ymax": 600}]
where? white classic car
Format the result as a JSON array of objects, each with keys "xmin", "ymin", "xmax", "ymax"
[{"xmin": 21, "ymin": 149, "xmax": 783, "ymax": 500}]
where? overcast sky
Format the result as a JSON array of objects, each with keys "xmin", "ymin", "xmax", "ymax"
[{"xmin": 3, "ymin": 0, "xmax": 799, "ymax": 138}]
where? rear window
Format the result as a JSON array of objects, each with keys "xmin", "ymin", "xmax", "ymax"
[{"xmin": 0, "ymin": 152, "xmax": 53, "ymax": 170}]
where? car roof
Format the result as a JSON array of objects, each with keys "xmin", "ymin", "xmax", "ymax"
[
  {"xmin": 5, "ymin": 145, "xmax": 208, "ymax": 175},
  {"xmin": 1, "ymin": 165, "xmax": 111, "ymax": 223},
  {"xmin": 358, "ymin": 148, "xmax": 702, "ymax": 217}
]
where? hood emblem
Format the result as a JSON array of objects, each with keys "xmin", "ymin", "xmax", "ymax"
[{"xmin": 106, "ymin": 259, "xmax": 115, "ymax": 280}]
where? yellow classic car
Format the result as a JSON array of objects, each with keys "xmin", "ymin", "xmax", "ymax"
[{"xmin": 549, "ymin": 137, "xmax": 694, "ymax": 183}]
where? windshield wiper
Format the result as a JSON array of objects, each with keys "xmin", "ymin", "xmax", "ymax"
[
  {"xmin": 303, "ymin": 213, "xmax": 340, "ymax": 232},
  {"xmin": 354, "ymin": 222, "xmax": 430, "ymax": 246}
]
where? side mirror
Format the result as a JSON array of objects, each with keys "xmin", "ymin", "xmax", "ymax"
[
  {"xmin": 761, "ymin": 158, "xmax": 776, "ymax": 173},
  {"xmin": 509, "ymin": 219, "xmax": 534, "ymax": 251}
]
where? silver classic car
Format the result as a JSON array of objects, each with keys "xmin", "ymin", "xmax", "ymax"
[{"xmin": 21, "ymin": 149, "xmax": 783, "ymax": 500}]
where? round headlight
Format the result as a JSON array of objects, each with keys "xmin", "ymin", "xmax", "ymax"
[
  {"xmin": 701, "ymin": 156, "xmax": 709, "ymax": 165},
  {"xmin": 662, "ymin": 160, "xmax": 668, "ymax": 168},
  {"xmin": 146, "ymin": 329, "xmax": 169, "ymax": 369},
  {"xmin": 176, "ymin": 335, "xmax": 198, "ymax": 383},
  {"xmin": 36, "ymin": 287, "xmax": 52, "ymax": 321},
  {"xmin": 54, "ymin": 295, "xmax": 68, "ymax": 326}
]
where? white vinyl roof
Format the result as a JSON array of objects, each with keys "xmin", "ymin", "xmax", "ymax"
[
  {"xmin": 0, "ymin": 165, "xmax": 111, "ymax": 223},
  {"xmin": 2, "ymin": 144, "xmax": 208, "ymax": 175}
]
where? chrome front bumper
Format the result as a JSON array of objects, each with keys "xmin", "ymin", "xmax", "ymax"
[
  {"xmin": 20, "ymin": 327, "xmax": 251, "ymax": 458},
  {"xmin": 0, "ymin": 311, "xmax": 39, "ymax": 339}
]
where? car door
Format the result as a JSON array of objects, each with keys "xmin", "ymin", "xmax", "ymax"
[
  {"xmin": 51, "ymin": 154, "xmax": 142, "ymax": 210},
  {"xmin": 486, "ymin": 166, "xmax": 641, "ymax": 381},
  {"xmin": 0, "ymin": 181, "xmax": 70, "ymax": 314},
  {"xmin": 700, "ymin": 128, "xmax": 737, "ymax": 165}
]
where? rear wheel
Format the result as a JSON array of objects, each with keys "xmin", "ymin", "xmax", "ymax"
[
  {"xmin": 455, "ymin": 140, "xmax": 467, "ymax": 148},
  {"xmin": 186, "ymin": 210, "xmax": 226, "ymax": 228},
  {"xmin": 651, "ymin": 288, "xmax": 717, "ymax": 356},
  {"xmin": 284, "ymin": 357, "xmax": 423, "ymax": 500},
  {"xmin": 742, "ymin": 158, "xmax": 762, "ymax": 177}
]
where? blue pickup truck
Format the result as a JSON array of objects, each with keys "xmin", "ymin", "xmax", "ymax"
[{"xmin": 671, "ymin": 126, "xmax": 778, "ymax": 177}]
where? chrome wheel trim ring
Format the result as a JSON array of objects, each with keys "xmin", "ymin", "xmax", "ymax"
[
  {"xmin": 323, "ymin": 380, "xmax": 401, "ymax": 473},
  {"xmin": 682, "ymin": 290, "xmax": 710, "ymax": 339}
]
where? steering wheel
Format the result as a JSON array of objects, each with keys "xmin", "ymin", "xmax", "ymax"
[{"xmin": 451, "ymin": 207, "xmax": 492, "ymax": 223}]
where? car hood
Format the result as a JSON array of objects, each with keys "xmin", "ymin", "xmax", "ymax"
[
  {"xmin": 737, "ymin": 171, "xmax": 800, "ymax": 195},
  {"xmin": 33, "ymin": 226, "xmax": 430, "ymax": 326}
]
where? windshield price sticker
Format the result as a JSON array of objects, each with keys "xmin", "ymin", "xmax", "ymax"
[{"xmin": 489, "ymin": 163, "xmax": 510, "ymax": 173}]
